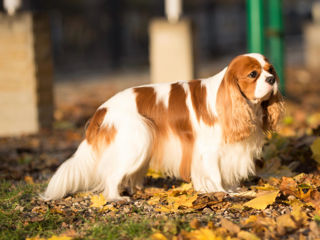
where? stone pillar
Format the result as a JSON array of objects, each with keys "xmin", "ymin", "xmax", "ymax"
[
  {"xmin": 304, "ymin": 2, "xmax": 320, "ymax": 72},
  {"xmin": 149, "ymin": 18, "xmax": 195, "ymax": 83},
  {"xmin": 0, "ymin": 12, "xmax": 54, "ymax": 136}
]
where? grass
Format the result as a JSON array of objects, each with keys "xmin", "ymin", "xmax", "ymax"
[
  {"xmin": 0, "ymin": 180, "xmax": 63, "ymax": 239},
  {"xmin": 86, "ymin": 219, "xmax": 152, "ymax": 240},
  {"xmin": 0, "ymin": 180, "xmax": 193, "ymax": 240}
]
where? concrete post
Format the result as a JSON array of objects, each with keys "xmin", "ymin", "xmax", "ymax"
[
  {"xmin": 304, "ymin": 2, "xmax": 320, "ymax": 72},
  {"xmin": 0, "ymin": 12, "xmax": 54, "ymax": 136},
  {"xmin": 149, "ymin": 18, "xmax": 194, "ymax": 83}
]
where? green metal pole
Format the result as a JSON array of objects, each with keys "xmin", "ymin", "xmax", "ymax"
[
  {"xmin": 247, "ymin": 0, "xmax": 264, "ymax": 54},
  {"xmin": 268, "ymin": 0, "xmax": 285, "ymax": 94}
]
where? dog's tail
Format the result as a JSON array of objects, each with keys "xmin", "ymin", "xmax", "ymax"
[{"xmin": 41, "ymin": 140, "xmax": 95, "ymax": 200}]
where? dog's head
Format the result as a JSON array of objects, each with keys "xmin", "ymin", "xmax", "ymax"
[{"xmin": 217, "ymin": 53, "xmax": 284, "ymax": 143}]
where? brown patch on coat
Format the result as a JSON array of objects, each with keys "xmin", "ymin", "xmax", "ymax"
[
  {"xmin": 134, "ymin": 87, "xmax": 168, "ymax": 170},
  {"xmin": 188, "ymin": 80, "xmax": 215, "ymax": 125},
  {"xmin": 168, "ymin": 83, "xmax": 194, "ymax": 182},
  {"xmin": 86, "ymin": 108, "xmax": 117, "ymax": 156},
  {"xmin": 134, "ymin": 84, "xmax": 195, "ymax": 182},
  {"xmin": 216, "ymin": 56, "xmax": 260, "ymax": 143}
]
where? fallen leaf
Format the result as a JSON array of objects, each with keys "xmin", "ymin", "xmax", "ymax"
[
  {"xmin": 190, "ymin": 218, "xmax": 201, "ymax": 229},
  {"xmin": 48, "ymin": 235, "xmax": 72, "ymax": 240},
  {"xmin": 237, "ymin": 230, "xmax": 260, "ymax": 240},
  {"xmin": 26, "ymin": 237, "xmax": 45, "ymax": 240},
  {"xmin": 101, "ymin": 204, "xmax": 118, "ymax": 212},
  {"xmin": 311, "ymin": 137, "xmax": 320, "ymax": 164},
  {"xmin": 230, "ymin": 191, "xmax": 257, "ymax": 198},
  {"xmin": 291, "ymin": 201, "xmax": 309, "ymax": 226},
  {"xmin": 244, "ymin": 191, "xmax": 279, "ymax": 210},
  {"xmin": 254, "ymin": 183, "xmax": 277, "ymax": 191},
  {"xmin": 90, "ymin": 194, "xmax": 106, "ymax": 208},
  {"xmin": 32, "ymin": 206, "xmax": 47, "ymax": 214},
  {"xmin": 279, "ymin": 177, "xmax": 297, "ymax": 196},
  {"xmin": 310, "ymin": 221, "xmax": 320, "ymax": 239},
  {"xmin": 276, "ymin": 214, "xmax": 297, "ymax": 235},
  {"xmin": 220, "ymin": 218, "xmax": 240, "ymax": 234},
  {"xmin": 192, "ymin": 192, "xmax": 226, "ymax": 209},
  {"xmin": 147, "ymin": 169, "xmax": 164, "ymax": 179},
  {"xmin": 188, "ymin": 227, "xmax": 223, "ymax": 240},
  {"xmin": 151, "ymin": 232, "xmax": 168, "ymax": 240},
  {"xmin": 24, "ymin": 175, "xmax": 34, "ymax": 184}
]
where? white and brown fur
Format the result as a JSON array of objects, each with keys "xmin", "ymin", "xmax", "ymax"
[{"xmin": 42, "ymin": 53, "xmax": 284, "ymax": 201}]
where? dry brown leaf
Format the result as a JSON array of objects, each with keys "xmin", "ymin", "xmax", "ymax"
[
  {"xmin": 220, "ymin": 218, "xmax": 240, "ymax": 234},
  {"xmin": 190, "ymin": 218, "xmax": 201, "ymax": 229},
  {"xmin": 230, "ymin": 191, "xmax": 257, "ymax": 198},
  {"xmin": 244, "ymin": 191, "xmax": 279, "ymax": 210},
  {"xmin": 311, "ymin": 137, "xmax": 320, "ymax": 164},
  {"xmin": 291, "ymin": 201, "xmax": 309, "ymax": 226},
  {"xmin": 24, "ymin": 175, "xmax": 34, "ymax": 185},
  {"xmin": 237, "ymin": 230, "xmax": 260, "ymax": 240},
  {"xmin": 309, "ymin": 221, "xmax": 320, "ymax": 239},
  {"xmin": 279, "ymin": 177, "xmax": 298, "ymax": 196},
  {"xmin": 192, "ymin": 192, "xmax": 226, "ymax": 209},
  {"xmin": 276, "ymin": 214, "xmax": 297, "ymax": 235}
]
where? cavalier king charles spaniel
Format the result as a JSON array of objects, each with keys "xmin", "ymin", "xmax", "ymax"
[{"xmin": 43, "ymin": 53, "xmax": 284, "ymax": 201}]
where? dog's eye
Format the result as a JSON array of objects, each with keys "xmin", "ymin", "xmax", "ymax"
[{"xmin": 248, "ymin": 71, "xmax": 258, "ymax": 78}]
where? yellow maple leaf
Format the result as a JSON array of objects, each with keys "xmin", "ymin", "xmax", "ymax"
[
  {"xmin": 151, "ymin": 232, "xmax": 168, "ymax": 240},
  {"xmin": 311, "ymin": 137, "xmax": 320, "ymax": 164},
  {"xmin": 26, "ymin": 237, "xmax": 45, "ymax": 240},
  {"xmin": 75, "ymin": 192, "xmax": 92, "ymax": 198},
  {"xmin": 90, "ymin": 194, "xmax": 106, "ymax": 208},
  {"xmin": 155, "ymin": 206, "xmax": 171, "ymax": 213},
  {"xmin": 47, "ymin": 235, "xmax": 72, "ymax": 240},
  {"xmin": 101, "ymin": 204, "xmax": 118, "ymax": 212},
  {"xmin": 146, "ymin": 169, "xmax": 164, "ymax": 179},
  {"xmin": 188, "ymin": 227, "xmax": 223, "ymax": 240},
  {"xmin": 254, "ymin": 183, "xmax": 277, "ymax": 191},
  {"xmin": 169, "ymin": 194, "xmax": 197, "ymax": 209},
  {"xmin": 174, "ymin": 183, "xmax": 193, "ymax": 192},
  {"xmin": 147, "ymin": 196, "xmax": 162, "ymax": 206},
  {"xmin": 244, "ymin": 190, "xmax": 279, "ymax": 210}
]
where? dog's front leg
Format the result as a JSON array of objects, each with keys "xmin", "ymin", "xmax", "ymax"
[{"xmin": 191, "ymin": 150, "xmax": 226, "ymax": 193}]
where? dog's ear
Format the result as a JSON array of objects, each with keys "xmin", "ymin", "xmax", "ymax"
[
  {"xmin": 216, "ymin": 68, "xmax": 256, "ymax": 143},
  {"xmin": 262, "ymin": 90, "xmax": 284, "ymax": 132}
]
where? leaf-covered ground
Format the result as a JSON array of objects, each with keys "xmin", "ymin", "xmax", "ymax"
[{"xmin": 1, "ymin": 67, "xmax": 320, "ymax": 239}]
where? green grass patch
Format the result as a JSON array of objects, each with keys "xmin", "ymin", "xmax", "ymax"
[
  {"xmin": 0, "ymin": 180, "xmax": 64, "ymax": 239},
  {"xmin": 0, "ymin": 180, "xmax": 196, "ymax": 239}
]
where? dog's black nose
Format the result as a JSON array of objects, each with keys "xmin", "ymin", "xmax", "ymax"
[{"xmin": 266, "ymin": 76, "xmax": 275, "ymax": 85}]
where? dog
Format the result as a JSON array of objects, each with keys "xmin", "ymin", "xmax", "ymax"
[{"xmin": 42, "ymin": 53, "xmax": 284, "ymax": 201}]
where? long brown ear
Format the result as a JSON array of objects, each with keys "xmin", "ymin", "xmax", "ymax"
[
  {"xmin": 216, "ymin": 69, "xmax": 257, "ymax": 143},
  {"xmin": 262, "ymin": 90, "xmax": 284, "ymax": 132}
]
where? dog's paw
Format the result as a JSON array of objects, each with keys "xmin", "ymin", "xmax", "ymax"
[{"xmin": 107, "ymin": 196, "xmax": 131, "ymax": 203}]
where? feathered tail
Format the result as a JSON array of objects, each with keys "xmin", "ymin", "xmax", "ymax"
[{"xmin": 41, "ymin": 140, "xmax": 95, "ymax": 200}]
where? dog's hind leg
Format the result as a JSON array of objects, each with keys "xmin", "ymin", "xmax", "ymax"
[{"xmin": 97, "ymin": 116, "xmax": 153, "ymax": 202}]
